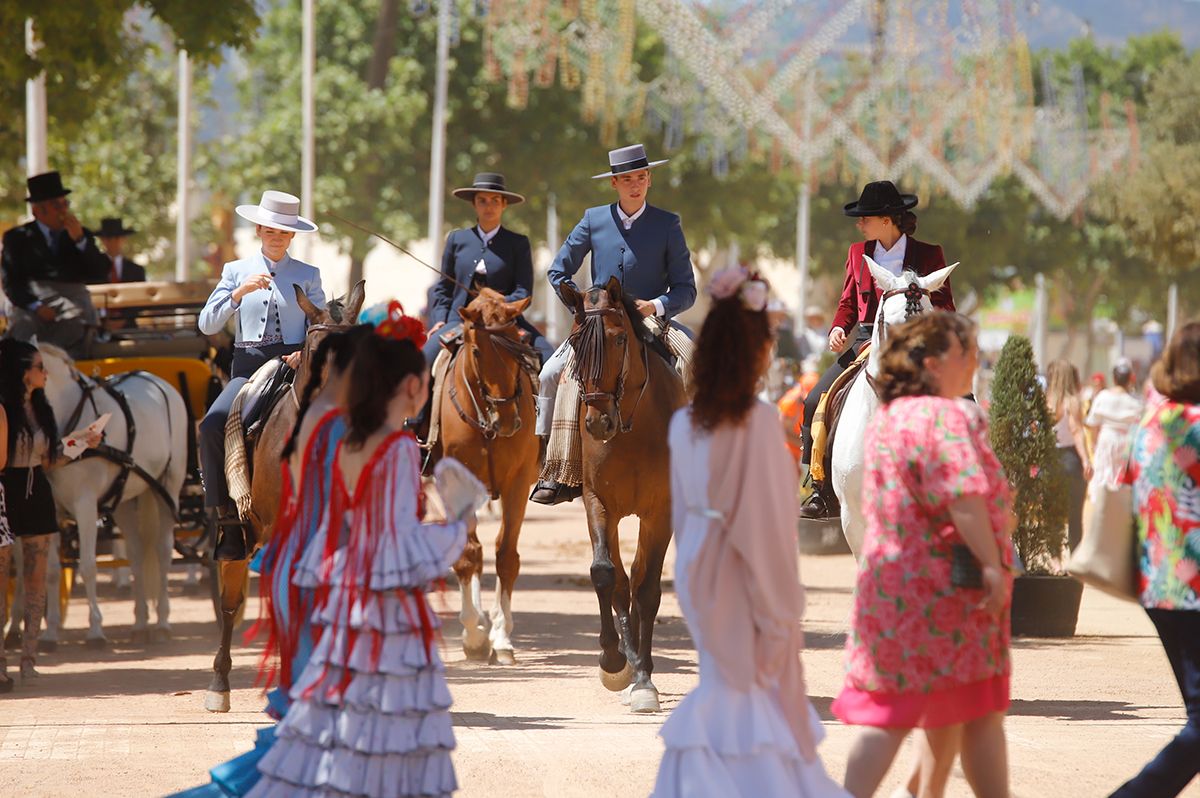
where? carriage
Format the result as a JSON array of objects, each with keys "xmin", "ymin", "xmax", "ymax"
[{"xmin": 49, "ymin": 279, "xmax": 225, "ymax": 625}]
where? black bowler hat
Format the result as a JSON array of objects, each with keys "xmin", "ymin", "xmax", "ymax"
[
  {"xmin": 25, "ymin": 171, "xmax": 71, "ymax": 203},
  {"xmin": 97, "ymin": 217, "xmax": 136, "ymax": 237},
  {"xmin": 452, "ymin": 173, "xmax": 525, "ymax": 205},
  {"xmin": 843, "ymin": 180, "xmax": 918, "ymax": 217}
]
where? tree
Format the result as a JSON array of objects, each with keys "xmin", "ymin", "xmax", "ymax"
[{"xmin": 989, "ymin": 335, "xmax": 1067, "ymax": 574}]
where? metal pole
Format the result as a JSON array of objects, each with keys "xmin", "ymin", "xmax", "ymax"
[
  {"xmin": 796, "ymin": 70, "xmax": 815, "ymax": 317},
  {"xmin": 546, "ymin": 192, "xmax": 561, "ymax": 343},
  {"xmin": 25, "ymin": 19, "xmax": 48, "ymax": 176},
  {"xmin": 301, "ymin": 0, "xmax": 316, "ymax": 264},
  {"xmin": 1033, "ymin": 272, "xmax": 1047, "ymax": 370},
  {"xmin": 176, "ymin": 49, "xmax": 192, "ymax": 282},
  {"xmin": 1167, "ymin": 281, "xmax": 1179, "ymax": 343},
  {"xmin": 426, "ymin": 0, "xmax": 452, "ymax": 265}
]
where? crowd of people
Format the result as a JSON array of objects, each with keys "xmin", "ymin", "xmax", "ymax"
[{"xmin": 2, "ymin": 156, "xmax": 1198, "ymax": 798}]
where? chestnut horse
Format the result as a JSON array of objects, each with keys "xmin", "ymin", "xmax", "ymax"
[
  {"xmin": 559, "ymin": 277, "xmax": 685, "ymax": 713},
  {"xmin": 204, "ymin": 281, "xmax": 365, "ymax": 713},
  {"xmin": 439, "ymin": 289, "xmax": 540, "ymax": 665}
]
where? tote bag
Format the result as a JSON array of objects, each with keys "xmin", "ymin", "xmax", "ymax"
[{"xmin": 1068, "ymin": 484, "xmax": 1139, "ymax": 602}]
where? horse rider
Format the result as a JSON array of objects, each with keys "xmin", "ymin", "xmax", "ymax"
[
  {"xmin": 424, "ymin": 172, "xmax": 554, "ymax": 368},
  {"xmin": 530, "ymin": 143, "xmax": 698, "ymax": 505},
  {"xmin": 1, "ymin": 171, "xmax": 111, "ymax": 358},
  {"xmin": 197, "ymin": 190, "xmax": 324, "ymax": 559},
  {"xmin": 799, "ymin": 180, "xmax": 956, "ymax": 519}
]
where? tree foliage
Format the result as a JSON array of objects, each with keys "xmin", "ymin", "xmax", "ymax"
[{"xmin": 988, "ymin": 335, "xmax": 1068, "ymax": 573}]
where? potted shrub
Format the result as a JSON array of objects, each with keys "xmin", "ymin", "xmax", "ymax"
[{"xmin": 988, "ymin": 335, "xmax": 1083, "ymax": 637}]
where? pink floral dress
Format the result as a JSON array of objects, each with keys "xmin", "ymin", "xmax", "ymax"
[{"xmin": 832, "ymin": 396, "xmax": 1014, "ymax": 729}]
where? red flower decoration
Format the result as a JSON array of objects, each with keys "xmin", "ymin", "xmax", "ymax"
[{"xmin": 374, "ymin": 300, "xmax": 427, "ymax": 349}]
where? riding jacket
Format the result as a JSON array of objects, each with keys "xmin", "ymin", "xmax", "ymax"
[{"xmin": 831, "ymin": 237, "xmax": 955, "ymax": 333}]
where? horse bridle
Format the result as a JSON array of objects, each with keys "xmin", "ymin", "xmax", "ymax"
[
  {"xmin": 572, "ymin": 307, "xmax": 649, "ymax": 435},
  {"xmin": 876, "ymin": 281, "xmax": 931, "ymax": 346},
  {"xmin": 449, "ymin": 318, "xmax": 537, "ymax": 441}
]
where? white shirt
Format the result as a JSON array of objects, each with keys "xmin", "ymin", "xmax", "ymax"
[
  {"xmin": 615, "ymin": 203, "xmax": 664, "ymax": 317},
  {"xmin": 475, "ymin": 225, "xmax": 500, "ymax": 275},
  {"xmin": 111, "ymin": 254, "xmax": 125, "ymax": 280},
  {"xmin": 872, "ymin": 234, "xmax": 907, "ymax": 276},
  {"xmin": 35, "ymin": 219, "xmax": 87, "ymax": 253},
  {"xmin": 616, "ymin": 202, "xmax": 647, "ymax": 230}
]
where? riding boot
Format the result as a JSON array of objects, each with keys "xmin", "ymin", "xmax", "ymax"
[
  {"xmin": 213, "ymin": 506, "xmax": 252, "ymax": 562},
  {"xmin": 800, "ymin": 480, "xmax": 839, "ymax": 519}
]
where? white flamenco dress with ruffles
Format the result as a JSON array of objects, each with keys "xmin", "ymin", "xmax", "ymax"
[
  {"xmin": 249, "ymin": 432, "xmax": 466, "ymax": 798},
  {"xmin": 652, "ymin": 409, "xmax": 847, "ymax": 798}
]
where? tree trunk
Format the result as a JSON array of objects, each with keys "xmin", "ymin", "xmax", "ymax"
[{"xmin": 366, "ymin": 0, "xmax": 400, "ymax": 90}]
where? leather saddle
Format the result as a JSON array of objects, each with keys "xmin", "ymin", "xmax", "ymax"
[
  {"xmin": 809, "ymin": 343, "xmax": 872, "ymax": 486},
  {"xmin": 238, "ymin": 359, "xmax": 295, "ymax": 451}
]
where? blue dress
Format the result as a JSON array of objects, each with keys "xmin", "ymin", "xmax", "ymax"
[{"xmin": 171, "ymin": 412, "xmax": 345, "ymax": 798}]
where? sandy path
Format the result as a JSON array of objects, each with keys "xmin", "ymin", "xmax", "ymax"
[{"xmin": 2, "ymin": 502, "xmax": 1196, "ymax": 797}]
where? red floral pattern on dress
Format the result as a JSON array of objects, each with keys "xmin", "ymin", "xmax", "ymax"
[{"xmin": 845, "ymin": 396, "xmax": 1014, "ymax": 694}]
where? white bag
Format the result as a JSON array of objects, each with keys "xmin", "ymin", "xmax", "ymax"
[{"xmin": 1068, "ymin": 484, "xmax": 1139, "ymax": 602}]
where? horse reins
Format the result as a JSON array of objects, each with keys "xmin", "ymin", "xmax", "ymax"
[
  {"xmin": 876, "ymin": 281, "xmax": 931, "ymax": 348},
  {"xmin": 448, "ymin": 318, "xmax": 538, "ymax": 499},
  {"xmin": 570, "ymin": 307, "xmax": 650, "ymax": 435}
]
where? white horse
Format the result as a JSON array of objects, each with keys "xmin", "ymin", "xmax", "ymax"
[
  {"xmin": 32, "ymin": 344, "xmax": 187, "ymax": 646},
  {"xmin": 831, "ymin": 256, "xmax": 958, "ymax": 557}
]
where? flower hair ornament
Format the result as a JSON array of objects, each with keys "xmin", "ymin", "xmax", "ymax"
[
  {"xmin": 707, "ymin": 267, "xmax": 770, "ymax": 312},
  {"xmin": 360, "ymin": 300, "xmax": 427, "ymax": 349}
]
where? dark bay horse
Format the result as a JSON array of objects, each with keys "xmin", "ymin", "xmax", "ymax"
[
  {"xmin": 204, "ymin": 281, "xmax": 365, "ymax": 713},
  {"xmin": 438, "ymin": 289, "xmax": 540, "ymax": 665},
  {"xmin": 560, "ymin": 277, "xmax": 685, "ymax": 713}
]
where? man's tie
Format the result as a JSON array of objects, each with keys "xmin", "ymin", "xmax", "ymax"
[{"xmin": 48, "ymin": 231, "xmax": 60, "ymax": 256}]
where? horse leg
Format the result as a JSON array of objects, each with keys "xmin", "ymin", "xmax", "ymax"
[
  {"xmin": 452, "ymin": 516, "xmax": 490, "ymax": 661},
  {"xmin": 115, "ymin": 503, "xmax": 150, "ymax": 644},
  {"xmin": 606, "ymin": 526, "xmax": 639, "ymax": 672},
  {"xmin": 38, "ymin": 537, "xmax": 61, "ymax": 652},
  {"xmin": 75, "ymin": 500, "xmax": 107, "ymax": 647},
  {"xmin": 489, "ymin": 486, "xmax": 528, "ymax": 665},
  {"xmin": 626, "ymin": 510, "xmax": 671, "ymax": 713},
  {"xmin": 111, "ymin": 538, "xmax": 132, "ymax": 590},
  {"xmin": 153, "ymin": 499, "xmax": 174, "ymax": 640},
  {"xmin": 586, "ymin": 498, "xmax": 632, "ymax": 691},
  {"xmin": 205, "ymin": 558, "xmax": 248, "ymax": 713}
]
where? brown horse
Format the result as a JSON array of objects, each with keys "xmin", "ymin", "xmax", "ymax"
[
  {"xmin": 204, "ymin": 281, "xmax": 365, "ymax": 713},
  {"xmin": 559, "ymin": 277, "xmax": 685, "ymax": 713},
  {"xmin": 439, "ymin": 289, "xmax": 540, "ymax": 665}
]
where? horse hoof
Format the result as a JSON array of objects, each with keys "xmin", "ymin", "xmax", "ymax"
[
  {"xmin": 130, "ymin": 629, "xmax": 150, "ymax": 645},
  {"xmin": 463, "ymin": 640, "xmax": 492, "ymax": 662},
  {"xmin": 490, "ymin": 648, "xmax": 516, "ymax": 666},
  {"xmin": 599, "ymin": 661, "xmax": 635, "ymax": 692},
  {"xmin": 152, "ymin": 627, "xmax": 172, "ymax": 643},
  {"xmin": 37, "ymin": 640, "xmax": 58, "ymax": 654},
  {"xmin": 204, "ymin": 691, "xmax": 231, "ymax": 713},
  {"xmin": 629, "ymin": 687, "xmax": 660, "ymax": 714},
  {"xmin": 85, "ymin": 637, "xmax": 107, "ymax": 650}
]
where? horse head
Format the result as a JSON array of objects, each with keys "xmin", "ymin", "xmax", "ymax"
[
  {"xmin": 456, "ymin": 288, "xmax": 533, "ymax": 438},
  {"xmin": 35, "ymin": 343, "xmax": 81, "ymax": 426},
  {"xmin": 864, "ymin": 255, "xmax": 958, "ymax": 356},
  {"xmin": 292, "ymin": 279, "xmax": 366, "ymax": 390},
  {"xmin": 562, "ymin": 277, "xmax": 649, "ymax": 443}
]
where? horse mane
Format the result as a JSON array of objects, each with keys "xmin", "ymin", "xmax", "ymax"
[
  {"xmin": 37, "ymin": 342, "xmax": 74, "ymax": 367},
  {"xmin": 570, "ymin": 285, "xmax": 655, "ymax": 383},
  {"xmin": 466, "ymin": 288, "xmax": 517, "ymax": 328},
  {"xmin": 326, "ymin": 295, "xmax": 348, "ymax": 324}
]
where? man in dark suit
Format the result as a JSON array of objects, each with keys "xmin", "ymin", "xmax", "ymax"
[
  {"xmin": 1, "ymin": 172, "xmax": 110, "ymax": 357},
  {"xmin": 531, "ymin": 143, "xmax": 698, "ymax": 504},
  {"xmin": 96, "ymin": 218, "xmax": 147, "ymax": 283},
  {"xmin": 423, "ymin": 172, "xmax": 553, "ymax": 366}
]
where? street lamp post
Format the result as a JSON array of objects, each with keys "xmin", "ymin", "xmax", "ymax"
[
  {"xmin": 176, "ymin": 50, "xmax": 192, "ymax": 282},
  {"xmin": 302, "ymin": 0, "xmax": 316, "ymax": 265},
  {"xmin": 25, "ymin": 19, "xmax": 48, "ymax": 177},
  {"xmin": 426, "ymin": 0, "xmax": 452, "ymax": 265}
]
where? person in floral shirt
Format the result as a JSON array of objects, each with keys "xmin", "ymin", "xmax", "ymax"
[
  {"xmin": 1111, "ymin": 321, "xmax": 1200, "ymax": 798},
  {"xmin": 831, "ymin": 312, "xmax": 1013, "ymax": 798}
]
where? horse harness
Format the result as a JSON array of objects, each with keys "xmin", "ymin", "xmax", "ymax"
[
  {"xmin": 61, "ymin": 369, "xmax": 179, "ymax": 520},
  {"xmin": 447, "ymin": 318, "xmax": 539, "ymax": 499},
  {"xmin": 863, "ymin": 280, "xmax": 932, "ymax": 398},
  {"xmin": 571, "ymin": 307, "xmax": 652, "ymax": 435}
]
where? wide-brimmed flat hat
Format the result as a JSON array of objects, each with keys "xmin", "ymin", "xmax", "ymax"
[
  {"xmin": 843, "ymin": 180, "xmax": 918, "ymax": 217},
  {"xmin": 452, "ymin": 173, "xmax": 525, "ymax": 205},
  {"xmin": 235, "ymin": 190, "xmax": 317, "ymax": 233},
  {"xmin": 97, "ymin": 217, "xmax": 136, "ymax": 237},
  {"xmin": 26, "ymin": 171, "xmax": 71, "ymax": 203},
  {"xmin": 591, "ymin": 143, "xmax": 669, "ymax": 179}
]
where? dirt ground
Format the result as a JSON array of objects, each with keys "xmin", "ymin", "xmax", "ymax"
[{"xmin": 2, "ymin": 502, "xmax": 1197, "ymax": 797}]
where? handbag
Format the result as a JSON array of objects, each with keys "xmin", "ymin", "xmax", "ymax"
[
  {"xmin": 951, "ymin": 543, "xmax": 983, "ymax": 589},
  {"xmin": 1068, "ymin": 484, "xmax": 1139, "ymax": 602}
]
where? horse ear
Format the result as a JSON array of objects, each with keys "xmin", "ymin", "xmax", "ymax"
[
  {"xmin": 293, "ymin": 283, "xmax": 323, "ymax": 323},
  {"xmin": 458, "ymin": 305, "xmax": 481, "ymax": 325},
  {"xmin": 605, "ymin": 276, "xmax": 624, "ymax": 303},
  {"xmin": 510, "ymin": 296, "xmax": 533, "ymax": 316},
  {"xmin": 345, "ymin": 280, "xmax": 367, "ymax": 322},
  {"xmin": 559, "ymin": 282, "xmax": 584, "ymax": 316},
  {"xmin": 863, "ymin": 255, "xmax": 897, "ymax": 292},
  {"xmin": 920, "ymin": 262, "xmax": 959, "ymax": 293}
]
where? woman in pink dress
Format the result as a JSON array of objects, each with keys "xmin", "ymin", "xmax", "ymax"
[{"xmin": 831, "ymin": 311, "xmax": 1014, "ymax": 798}]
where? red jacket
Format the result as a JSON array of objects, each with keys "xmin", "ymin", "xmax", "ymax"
[{"xmin": 831, "ymin": 237, "xmax": 955, "ymax": 333}]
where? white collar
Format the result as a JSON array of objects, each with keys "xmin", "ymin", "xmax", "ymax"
[
  {"xmin": 35, "ymin": 219, "xmax": 57, "ymax": 244},
  {"xmin": 875, "ymin": 234, "xmax": 907, "ymax": 258},
  {"xmin": 476, "ymin": 225, "xmax": 501, "ymax": 245},
  {"xmin": 261, "ymin": 251, "xmax": 288, "ymax": 272},
  {"xmin": 616, "ymin": 202, "xmax": 647, "ymax": 227}
]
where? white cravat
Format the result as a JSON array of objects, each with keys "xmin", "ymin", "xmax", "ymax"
[
  {"xmin": 475, "ymin": 225, "xmax": 500, "ymax": 275},
  {"xmin": 616, "ymin": 202, "xmax": 647, "ymax": 230},
  {"xmin": 112, "ymin": 254, "xmax": 124, "ymax": 280},
  {"xmin": 873, "ymin": 234, "xmax": 907, "ymax": 276}
]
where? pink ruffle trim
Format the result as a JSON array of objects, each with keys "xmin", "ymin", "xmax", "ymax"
[{"xmin": 831, "ymin": 674, "xmax": 1010, "ymax": 729}]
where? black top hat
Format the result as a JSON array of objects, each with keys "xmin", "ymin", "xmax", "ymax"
[
  {"xmin": 452, "ymin": 173, "xmax": 525, "ymax": 205},
  {"xmin": 843, "ymin": 180, "xmax": 918, "ymax": 217},
  {"xmin": 25, "ymin": 171, "xmax": 71, "ymax": 203},
  {"xmin": 97, "ymin": 218, "xmax": 136, "ymax": 237}
]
